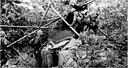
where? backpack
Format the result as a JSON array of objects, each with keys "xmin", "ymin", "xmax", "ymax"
[
  {"xmin": 0, "ymin": 38, "xmax": 8, "ymax": 50},
  {"xmin": 41, "ymin": 49, "xmax": 58, "ymax": 67}
]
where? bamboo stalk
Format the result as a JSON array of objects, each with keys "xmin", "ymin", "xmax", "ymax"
[
  {"xmin": 7, "ymin": 30, "xmax": 38, "ymax": 47},
  {"xmin": 51, "ymin": 5, "xmax": 79, "ymax": 36},
  {"xmin": 0, "ymin": 25, "xmax": 49, "ymax": 29},
  {"xmin": 7, "ymin": 4, "xmax": 51, "ymax": 47}
]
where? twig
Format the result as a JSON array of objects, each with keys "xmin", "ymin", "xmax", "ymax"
[
  {"xmin": 39, "ymin": 3, "xmax": 51, "ymax": 26},
  {"xmin": 51, "ymin": 0, "xmax": 56, "ymax": 6},
  {"xmin": 76, "ymin": 0, "xmax": 95, "ymax": 6},
  {"xmin": 42, "ymin": 17, "xmax": 61, "ymax": 27},
  {"xmin": 12, "ymin": 46, "xmax": 25, "ymax": 60},
  {"xmin": 39, "ymin": 41, "xmax": 48, "ymax": 51},
  {"xmin": 51, "ymin": 5, "xmax": 79, "ymax": 36},
  {"xmin": 84, "ymin": 0, "xmax": 95, "ymax": 5},
  {"xmin": 41, "ymin": 17, "xmax": 60, "ymax": 22},
  {"xmin": 97, "ymin": 28, "xmax": 110, "ymax": 39},
  {"xmin": 48, "ymin": 38, "xmax": 55, "ymax": 46}
]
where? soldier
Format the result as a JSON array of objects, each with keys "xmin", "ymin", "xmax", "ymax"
[
  {"xmin": 0, "ymin": 28, "xmax": 10, "ymax": 66},
  {"xmin": 33, "ymin": 30, "xmax": 44, "ymax": 52},
  {"xmin": 82, "ymin": 13, "xmax": 99, "ymax": 34},
  {"xmin": 61, "ymin": 0, "xmax": 88, "ymax": 30},
  {"xmin": 70, "ymin": 0, "xmax": 97, "ymax": 34},
  {"xmin": 29, "ymin": 30, "xmax": 45, "ymax": 67},
  {"xmin": 0, "ymin": 28, "xmax": 9, "ymax": 50},
  {"xmin": 66, "ymin": 3, "xmax": 88, "ymax": 39},
  {"xmin": 90, "ymin": 13, "xmax": 99, "ymax": 34}
]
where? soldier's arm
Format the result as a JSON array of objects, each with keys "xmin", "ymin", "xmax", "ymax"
[{"xmin": 71, "ymin": 12, "xmax": 77, "ymax": 26}]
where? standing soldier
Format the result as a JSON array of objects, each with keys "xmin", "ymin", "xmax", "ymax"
[
  {"xmin": 32, "ymin": 29, "xmax": 49, "ymax": 55},
  {"xmin": 33, "ymin": 30, "xmax": 44, "ymax": 53},
  {"xmin": 29, "ymin": 29, "xmax": 46, "ymax": 67},
  {"xmin": 0, "ymin": 28, "xmax": 10, "ymax": 66}
]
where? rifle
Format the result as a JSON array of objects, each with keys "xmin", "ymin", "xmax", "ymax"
[
  {"xmin": 71, "ymin": 0, "xmax": 95, "ymax": 11},
  {"xmin": 84, "ymin": 0, "xmax": 95, "ymax": 5}
]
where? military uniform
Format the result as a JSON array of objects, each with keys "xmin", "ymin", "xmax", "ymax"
[
  {"xmin": 69, "ymin": 3, "xmax": 89, "ymax": 34},
  {"xmin": 85, "ymin": 13, "xmax": 99, "ymax": 34},
  {"xmin": 0, "ymin": 29, "xmax": 9, "ymax": 65}
]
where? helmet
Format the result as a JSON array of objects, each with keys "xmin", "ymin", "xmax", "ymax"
[
  {"xmin": 81, "ymin": 10, "xmax": 88, "ymax": 14},
  {"xmin": 70, "ymin": 8, "xmax": 76, "ymax": 13},
  {"xmin": 0, "ymin": 28, "xmax": 2, "ymax": 31},
  {"xmin": 90, "ymin": 13, "xmax": 98, "ymax": 18},
  {"xmin": 0, "ymin": 31, "xmax": 6, "ymax": 37},
  {"xmin": 37, "ymin": 30, "xmax": 43, "ymax": 36}
]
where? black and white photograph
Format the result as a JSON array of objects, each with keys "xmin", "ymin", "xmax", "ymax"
[{"xmin": 0, "ymin": 0, "xmax": 127, "ymax": 68}]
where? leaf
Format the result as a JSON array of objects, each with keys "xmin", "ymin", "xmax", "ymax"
[
  {"xmin": 5, "ymin": 59, "xmax": 18, "ymax": 66},
  {"xmin": 52, "ymin": 40, "xmax": 69, "ymax": 49},
  {"xmin": 63, "ymin": 38, "xmax": 81, "ymax": 49}
]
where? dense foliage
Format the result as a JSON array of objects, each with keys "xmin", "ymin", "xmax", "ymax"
[{"xmin": 0, "ymin": 0, "xmax": 127, "ymax": 68}]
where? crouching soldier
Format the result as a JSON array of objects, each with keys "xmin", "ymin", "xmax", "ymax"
[
  {"xmin": 34, "ymin": 30, "xmax": 44, "ymax": 51},
  {"xmin": 0, "ymin": 28, "xmax": 10, "ymax": 66}
]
